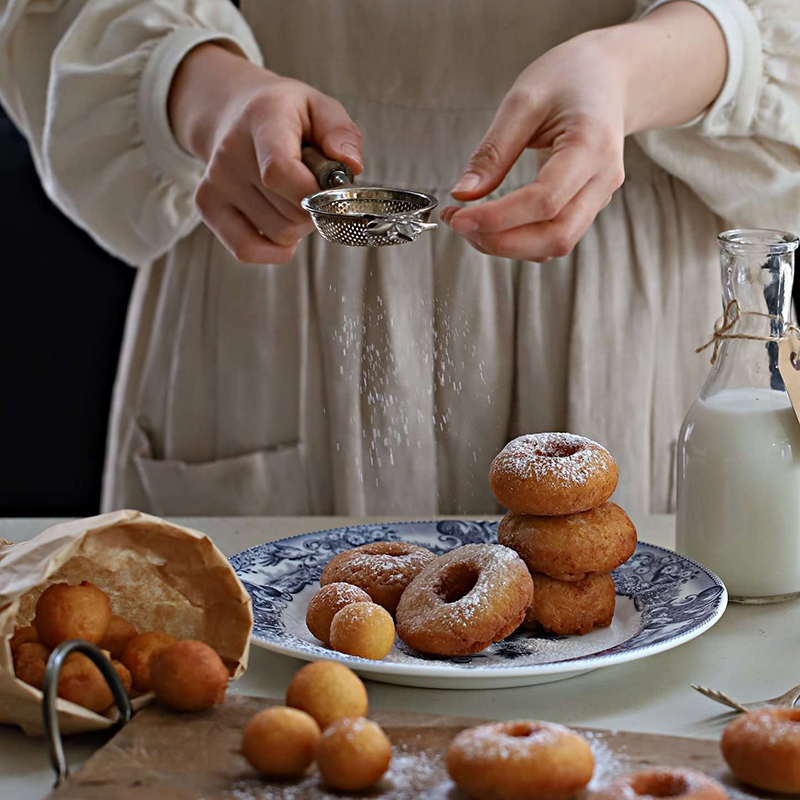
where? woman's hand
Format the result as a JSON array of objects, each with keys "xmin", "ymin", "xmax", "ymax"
[
  {"xmin": 442, "ymin": 36, "xmax": 627, "ymax": 263},
  {"xmin": 169, "ymin": 44, "xmax": 363, "ymax": 264},
  {"xmin": 443, "ymin": 2, "xmax": 726, "ymax": 262}
]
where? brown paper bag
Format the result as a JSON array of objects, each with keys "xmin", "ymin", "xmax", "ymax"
[{"xmin": 0, "ymin": 510, "xmax": 252, "ymax": 735}]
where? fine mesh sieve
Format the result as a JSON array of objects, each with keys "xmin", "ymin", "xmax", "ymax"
[{"xmin": 300, "ymin": 147, "xmax": 438, "ymax": 247}]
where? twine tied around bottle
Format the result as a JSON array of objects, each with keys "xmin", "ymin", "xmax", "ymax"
[{"xmin": 697, "ymin": 298, "xmax": 800, "ymax": 365}]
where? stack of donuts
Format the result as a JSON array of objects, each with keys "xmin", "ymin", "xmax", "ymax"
[{"xmin": 490, "ymin": 433, "xmax": 637, "ymax": 636}]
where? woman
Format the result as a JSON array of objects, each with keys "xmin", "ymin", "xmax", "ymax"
[{"xmin": 0, "ymin": 1, "xmax": 797, "ymax": 516}]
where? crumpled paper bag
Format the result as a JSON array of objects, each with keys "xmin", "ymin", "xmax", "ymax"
[{"xmin": 0, "ymin": 510, "xmax": 252, "ymax": 735}]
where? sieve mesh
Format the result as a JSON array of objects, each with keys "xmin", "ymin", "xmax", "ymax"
[{"xmin": 302, "ymin": 187, "xmax": 437, "ymax": 247}]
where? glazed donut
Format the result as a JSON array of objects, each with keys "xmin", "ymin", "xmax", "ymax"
[
  {"xmin": 591, "ymin": 768, "xmax": 729, "ymax": 800},
  {"xmin": 522, "ymin": 574, "xmax": 615, "ymax": 636},
  {"xmin": 447, "ymin": 720, "xmax": 593, "ymax": 800},
  {"xmin": 498, "ymin": 503, "xmax": 637, "ymax": 582},
  {"xmin": 395, "ymin": 544, "xmax": 533, "ymax": 657},
  {"xmin": 721, "ymin": 708, "xmax": 800, "ymax": 794},
  {"xmin": 490, "ymin": 433, "xmax": 618, "ymax": 516},
  {"xmin": 320, "ymin": 541, "xmax": 436, "ymax": 615}
]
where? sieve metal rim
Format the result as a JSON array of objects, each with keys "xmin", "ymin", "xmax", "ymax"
[{"xmin": 301, "ymin": 186, "xmax": 438, "ymax": 219}]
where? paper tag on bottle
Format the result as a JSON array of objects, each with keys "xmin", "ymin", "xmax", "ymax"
[{"xmin": 779, "ymin": 332, "xmax": 800, "ymax": 427}]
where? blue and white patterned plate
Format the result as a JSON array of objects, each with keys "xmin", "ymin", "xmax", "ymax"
[{"xmin": 231, "ymin": 520, "xmax": 727, "ymax": 689}]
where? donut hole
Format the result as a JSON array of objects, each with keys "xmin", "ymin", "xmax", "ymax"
[
  {"xmin": 506, "ymin": 723, "xmax": 541, "ymax": 738},
  {"xmin": 535, "ymin": 442, "xmax": 582, "ymax": 458},
  {"xmin": 435, "ymin": 563, "xmax": 480, "ymax": 604},
  {"xmin": 630, "ymin": 773, "xmax": 687, "ymax": 798}
]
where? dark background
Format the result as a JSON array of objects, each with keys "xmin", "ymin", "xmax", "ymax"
[
  {"xmin": 1, "ymin": 106, "xmax": 799, "ymax": 518},
  {"xmin": 0, "ymin": 109, "xmax": 135, "ymax": 517}
]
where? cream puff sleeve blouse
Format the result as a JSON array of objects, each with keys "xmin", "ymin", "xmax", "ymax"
[
  {"xmin": 636, "ymin": 0, "xmax": 800, "ymax": 231},
  {"xmin": 0, "ymin": 0, "xmax": 262, "ymax": 266},
  {"xmin": 0, "ymin": 0, "xmax": 798, "ymax": 261}
]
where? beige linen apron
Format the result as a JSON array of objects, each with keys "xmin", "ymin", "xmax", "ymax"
[{"xmin": 102, "ymin": 0, "xmax": 721, "ymax": 517}]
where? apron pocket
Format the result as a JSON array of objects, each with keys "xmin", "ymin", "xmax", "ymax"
[{"xmin": 133, "ymin": 429, "xmax": 311, "ymax": 516}]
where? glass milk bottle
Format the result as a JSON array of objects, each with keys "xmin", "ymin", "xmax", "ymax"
[{"xmin": 676, "ymin": 229, "xmax": 800, "ymax": 603}]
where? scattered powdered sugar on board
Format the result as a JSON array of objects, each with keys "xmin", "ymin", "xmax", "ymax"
[
  {"xmin": 226, "ymin": 729, "xmax": 746, "ymax": 799},
  {"xmin": 584, "ymin": 729, "xmax": 635, "ymax": 786},
  {"xmin": 226, "ymin": 737, "xmax": 450, "ymax": 799}
]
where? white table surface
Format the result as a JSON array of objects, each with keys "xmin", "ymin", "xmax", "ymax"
[{"xmin": 1, "ymin": 514, "xmax": 797, "ymax": 800}]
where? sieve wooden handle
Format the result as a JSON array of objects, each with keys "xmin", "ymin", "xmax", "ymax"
[{"xmin": 301, "ymin": 146, "xmax": 354, "ymax": 190}]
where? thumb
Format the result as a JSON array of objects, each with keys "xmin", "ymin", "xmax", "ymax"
[
  {"xmin": 452, "ymin": 91, "xmax": 540, "ymax": 200},
  {"xmin": 309, "ymin": 93, "xmax": 364, "ymax": 175}
]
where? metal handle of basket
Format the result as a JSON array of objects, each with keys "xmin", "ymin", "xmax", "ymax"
[
  {"xmin": 42, "ymin": 640, "xmax": 132, "ymax": 788},
  {"xmin": 301, "ymin": 146, "xmax": 355, "ymax": 189}
]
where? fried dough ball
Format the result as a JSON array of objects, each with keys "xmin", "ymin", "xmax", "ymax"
[
  {"xmin": 286, "ymin": 661, "xmax": 368, "ymax": 729},
  {"xmin": 121, "ymin": 631, "xmax": 176, "ymax": 692},
  {"xmin": 150, "ymin": 640, "xmax": 229, "ymax": 711},
  {"xmin": 722, "ymin": 708, "xmax": 800, "ymax": 793},
  {"xmin": 13, "ymin": 642, "xmax": 51, "ymax": 690},
  {"xmin": 98, "ymin": 616, "xmax": 138, "ymax": 660},
  {"xmin": 306, "ymin": 583, "xmax": 371, "ymax": 644},
  {"xmin": 34, "ymin": 581, "xmax": 112, "ymax": 648},
  {"xmin": 112, "ymin": 660, "xmax": 133, "ymax": 696},
  {"xmin": 57, "ymin": 653, "xmax": 114, "ymax": 713},
  {"xmin": 10, "ymin": 625, "xmax": 39, "ymax": 656},
  {"xmin": 330, "ymin": 602, "xmax": 395, "ymax": 660},
  {"xmin": 242, "ymin": 707, "xmax": 321, "ymax": 777},
  {"xmin": 317, "ymin": 717, "xmax": 392, "ymax": 791},
  {"xmin": 14, "ymin": 641, "xmax": 129, "ymax": 706}
]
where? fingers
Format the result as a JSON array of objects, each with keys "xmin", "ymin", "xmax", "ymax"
[
  {"xmin": 199, "ymin": 78, "xmax": 365, "ymax": 258},
  {"xmin": 447, "ymin": 145, "xmax": 599, "ymax": 235},
  {"xmin": 196, "ymin": 184, "xmax": 298, "ymax": 264},
  {"xmin": 255, "ymin": 184, "xmax": 315, "ymax": 226},
  {"xmin": 251, "ymin": 90, "xmax": 363, "ymax": 208},
  {"xmin": 238, "ymin": 185, "xmax": 314, "ymax": 246},
  {"xmin": 456, "ymin": 175, "xmax": 616, "ymax": 262},
  {"xmin": 451, "ymin": 88, "xmax": 542, "ymax": 201},
  {"xmin": 308, "ymin": 93, "xmax": 364, "ymax": 173},
  {"xmin": 251, "ymin": 111, "xmax": 320, "ymax": 207}
]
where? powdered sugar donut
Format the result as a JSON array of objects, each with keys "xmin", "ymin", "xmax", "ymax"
[
  {"xmin": 521, "ymin": 573, "xmax": 616, "ymax": 636},
  {"xmin": 591, "ymin": 768, "xmax": 729, "ymax": 800},
  {"xmin": 498, "ymin": 503, "xmax": 637, "ymax": 582},
  {"xmin": 320, "ymin": 541, "xmax": 436, "ymax": 615},
  {"xmin": 447, "ymin": 720, "xmax": 593, "ymax": 800},
  {"xmin": 490, "ymin": 433, "xmax": 618, "ymax": 516},
  {"xmin": 395, "ymin": 544, "xmax": 533, "ymax": 657},
  {"xmin": 722, "ymin": 708, "xmax": 800, "ymax": 794}
]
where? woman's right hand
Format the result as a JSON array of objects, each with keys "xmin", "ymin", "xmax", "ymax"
[{"xmin": 168, "ymin": 43, "xmax": 363, "ymax": 264}]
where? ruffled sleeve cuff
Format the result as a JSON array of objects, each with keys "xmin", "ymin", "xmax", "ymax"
[
  {"xmin": 41, "ymin": 2, "xmax": 263, "ymax": 266},
  {"xmin": 640, "ymin": 0, "xmax": 762, "ymax": 134},
  {"xmin": 139, "ymin": 27, "xmax": 262, "ymax": 194}
]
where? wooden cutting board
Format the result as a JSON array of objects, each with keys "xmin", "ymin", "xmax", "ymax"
[{"xmin": 46, "ymin": 696, "xmax": 767, "ymax": 799}]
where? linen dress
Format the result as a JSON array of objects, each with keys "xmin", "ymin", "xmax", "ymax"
[{"xmin": 1, "ymin": 0, "xmax": 798, "ymax": 517}]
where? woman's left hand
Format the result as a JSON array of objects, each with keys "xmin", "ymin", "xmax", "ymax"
[
  {"xmin": 443, "ymin": 0, "xmax": 728, "ymax": 263},
  {"xmin": 441, "ymin": 33, "xmax": 628, "ymax": 263}
]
